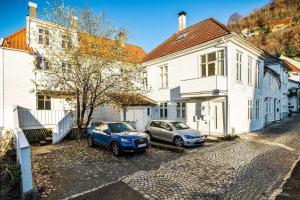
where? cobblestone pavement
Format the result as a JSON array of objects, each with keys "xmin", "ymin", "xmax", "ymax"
[
  {"xmin": 31, "ymin": 140, "xmax": 185, "ymax": 200},
  {"xmin": 122, "ymin": 115, "xmax": 300, "ymax": 200}
]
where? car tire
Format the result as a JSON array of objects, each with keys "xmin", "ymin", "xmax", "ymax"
[
  {"xmin": 111, "ymin": 141, "xmax": 121, "ymax": 157},
  {"xmin": 174, "ymin": 136, "xmax": 184, "ymax": 147},
  {"xmin": 146, "ymin": 131, "xmax": 152, "ymax": 139},
  {"xmin": 87, "ymin": 136, "xmax": 94, "ymax": 147}
]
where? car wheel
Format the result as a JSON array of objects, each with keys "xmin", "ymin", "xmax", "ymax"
[
  {"xmin": 111, "ymin": 142, "xmax": 121, "ymax": 157},
  {"xmin": 87, "ymin": 136, "xmax": 94, "ymax": 147},
  {"xmin": 146, "ymin": 131, "xmax": 152, "ymax": 139},
  {"xmin": 174, "ymin": 136, "xmax": 184, "ymax": 147}
]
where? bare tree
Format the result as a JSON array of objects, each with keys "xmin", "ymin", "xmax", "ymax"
[{"xmin": 34, "ymin": 1, "xmax": 145, "ymax": 131}]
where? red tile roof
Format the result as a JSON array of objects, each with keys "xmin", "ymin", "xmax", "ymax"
[
  {"xmin": 143, "ymin": 18, "xmax": 231, "ymax": 62},
  {"xmin": 284, "ymin": 60, "xmax": 300, "ymax": 73},
  {"xmin": 2, "ymin": 27, "xmax": 32, "ymax": 52},
  {"xmin": 2, "ymin": 28, "xmax": 145, "ymax": 63},
  {"xmin": 270, "ymin": 17, "xmax": 292, "ymax": 27}
]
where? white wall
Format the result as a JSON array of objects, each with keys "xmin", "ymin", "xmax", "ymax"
[{"xmin": 0, "ymin": 48, "xmax": 36, "ymax": 129}]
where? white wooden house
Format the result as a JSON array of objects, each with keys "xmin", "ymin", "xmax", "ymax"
[
  {"xmin": 142, "ymin": 12, "xmax": 290, "ymax": 136},
  {"xmin": 0, "ymin": 2, "xmax": 147, "ymax": 143}
]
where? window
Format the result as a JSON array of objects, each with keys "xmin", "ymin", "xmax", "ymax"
[
  {"xmin": 248, "ymin": 100, "xmax": 253, "ymax": 120},
  {"xmin": 142, "ymin": 71, "xmax": 148, "ymax": 89},
  {"xmin": 36, "ymin": 57, "xmax": 49, "ymax": 70},
  {"xmin": 38, "ymin": 28, "xmax": 49, "ymax": 46},
  {"xmin": 236, "ymin": 51, "xmax": 242, "ymax": 81},
  {"xmin": 95, "ymin": 123, "xmax": 109, "ymax": 131},
  {"xmin": 200, "ymin": 50, "xmax": 224, "ymax": 77},
  {"xmin": 37, "ymin": 95, "xmax": 51, "ymax": 110},
  {"xmin": 255, "ymin": 100, "xmax": 260, "ymax": 119},
  {"xmin": 147, "ymin": 107, "xmax": 150, "ymax": 116},
  {"xmin": 255, "ymin": 61, "xmax": 260, "ymax": 88},
  {"xmin": 248, "ymin": 56, "xmax": 253, "ymax": 85},
  {"xmin": 159, "ymin": 65, "xmax": 168, "ymax": 88},
  {"xmin": 160, "ymin": 103, "xmax": 168, "ymax": 118},
  {"xmin": 176, "ymin": 102, "xmax": 186, "ymax": 118},
  {"xmin": 62, "ymin": 34, "xmax": 72, "ymax": 49}
]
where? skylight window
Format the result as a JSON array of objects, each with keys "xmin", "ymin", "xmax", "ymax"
[{"xmin": 176, "ymin": 32, "xmax": 188, "ymax": 41}]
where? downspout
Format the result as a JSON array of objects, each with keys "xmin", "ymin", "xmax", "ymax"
[{"xmin": 222, "ymin": 37, "xmax": 229, "ymax": 135}]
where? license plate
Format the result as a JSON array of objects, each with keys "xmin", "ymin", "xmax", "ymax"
[{"xmin": 138, "ymin": 143, "xmax": 146, "ymax": 148}]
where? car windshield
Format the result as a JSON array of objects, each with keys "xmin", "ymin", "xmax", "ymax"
[
  {"xmin": 170, "ymin": 122, "xmax": 190, "ymax": 130},
  {"xmin": 108, "ymin": 122, "xmax": 136, "ymax": 133}
]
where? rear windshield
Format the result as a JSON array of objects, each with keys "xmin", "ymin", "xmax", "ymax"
[
  {"xmin": 170, "ymin": 122, "xmax": 190, "ymax": 130},
  {"xmin": 108, "ymin": 122, "xmax": 136, "ymax": 133}
]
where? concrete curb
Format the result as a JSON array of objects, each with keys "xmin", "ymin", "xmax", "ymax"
[
  {"xmin": 150, "ymin": 142, "xmax": 185, "ymax": 153},
  {"xmin": 268, "ymin": 156, "xmax": 300, "ymax": 200}
]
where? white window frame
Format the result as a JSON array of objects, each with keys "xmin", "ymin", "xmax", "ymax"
[
  {"xmin": 38, "ymin": 27, "xmax": 49, "ymax": 46},
  {"xmin": 37, "ymin": 94, "xmax": 51, "ymax": 110},
  {"xmin": 176, "ymin": 102, "xmax": 186, "ymax": 119},
  {"xmin": 236, "ymin": 51, "xmax": 242, "ymax": 82},
  {"xmin": 248, "ymin": 99, "xmax": 253, "ymax": 120},
  {"xmin": 247, "ymin": 56, "xmax": 253, "ymax": 85},
  {"xmin": 159, "ymin": 65, "xmax": 168, "ymax": 89},
  {"xmin": 255, "ymin": 100, "xmax": 260, "ymax": 119},
  {"xmin": 255, "ymin": 60, "xmax": 260, "ymax": 88},
  {"xmin": 142, "ymin": 70, "xmax": 148, "ymax": 89},
  {"xmin": 200, "ymin": 50, "xmax": 225, "ymax": 77},
  {"xmin": 159, "ymin": 103, "xmax": 168, "ymax": 118}
]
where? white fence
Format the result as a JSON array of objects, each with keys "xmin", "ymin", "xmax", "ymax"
[
  {"xmin": 52, "ymin": 111, "xmax": 76, "ymax": 144},
  {"xmin": 18, "ymin": 109, "xmax": 67, "ymax": 129},
  {"xmin": 13, "ymin": 106, "xmax": 33, "ymax": 194},
  {"xmin": 15, "ymin": 129, "xmax": 33, "ymax": 193}
]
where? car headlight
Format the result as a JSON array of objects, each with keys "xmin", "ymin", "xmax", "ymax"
[
  {"xmin": 120, "ymin": 138, "xmax": 132, "ymax": 143},
  {"xmin": 184, "ymin": 135, "xmax": 193, "ymax": 139}
]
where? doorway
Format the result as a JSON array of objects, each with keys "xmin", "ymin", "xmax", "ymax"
[{"xmin": 209, "ymin": 101, "xmax": 225, "ymax": 135}]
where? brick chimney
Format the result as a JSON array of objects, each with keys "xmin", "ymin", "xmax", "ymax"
[
  {"xmin": 178, "ymin": 11, "xmax": 186, "ymax": 31},
  {"xmin": 119, "ymin": 31, "xmax": 125, "ymax": 47},
  {"xmin": 71, "ymin": 16, "xmax": 78, "ymax": 29},
  {"xmin": 28, "ymin": 2, "xmax": 37, "ymax": 18}
]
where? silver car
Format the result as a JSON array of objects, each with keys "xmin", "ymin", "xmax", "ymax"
[{"xmin": 145, "ymin": 120, "xmax": 205, "ymax": 147}]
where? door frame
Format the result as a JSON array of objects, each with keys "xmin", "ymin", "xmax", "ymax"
[{"xmin": 209, "ymin": 100, "xmax": 225, "ymax": 135}]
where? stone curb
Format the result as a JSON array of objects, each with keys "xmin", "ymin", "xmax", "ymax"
[{"xmin": 150, "ymin": 142, "xmax": 185, "ymax": 153}]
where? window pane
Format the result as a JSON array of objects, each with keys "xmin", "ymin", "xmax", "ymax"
[
  {"xmin": 45, "ymin": 101, "xmax": 51, "ymax": 110},
  {"xmin": 218, "ymin": 50, "xmax": 224, "ymax": 59},
  {"xmin": 38, "ymin": 95, "xmax": 44, "ymax": 100},
  {"xmin": 177, "ymin": 110, "xmax": 180, "ymax": 118},
  {"xmin": 208, "ymin": 52, "xmax": 216, "ymax": 62},
  {"xmin": 164, "ymin": 108, "xmax": 168, "ymax": 118},
  {"xmin": 182, "ymin": 110, "xmax": 186, "ymax": 118},
  {"xmin": 208, "ymin": 63, "xmax": 216, "ymax": 76},
  {"xmin": 38, "ymin": 100, "xmax": 44, "ymax": 110},
  {"xmin": 201, "ymin": 64, "xmax": 206, "ymax": 77},
  {"xmin": 201, "ymin": 55, "xmax": 206, "ymax": 63},
  {"xmin": 182, "ymin": 103, "xmax": 186, "ymax": 108},
  {"xmin": 177, "ymin": 103, "xmax": 180, "ymax": 108},
  {"xmin": 160, "ymin": 109, "xmax": 163, "ymax": 118},
  {"xmin": 218, "ymin": 61, "xmax": 224, "ymax": 75}
]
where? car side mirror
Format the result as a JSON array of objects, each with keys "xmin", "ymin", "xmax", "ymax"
[{"xmin": 103, "ymin": 129, "xmax": 111, "ymax": 135}]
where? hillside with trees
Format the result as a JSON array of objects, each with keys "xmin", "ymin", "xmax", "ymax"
[{"xmin": 228, "ymin": 0, "xmax": 300, "ymax": 58}]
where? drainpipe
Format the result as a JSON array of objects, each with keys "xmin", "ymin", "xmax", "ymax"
[{"xmin": 222, "ymin": 37, "xmax": 229, "ymax": 135}]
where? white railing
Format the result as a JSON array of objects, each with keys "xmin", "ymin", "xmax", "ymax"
[
  {"xmin": 180, "ymin": 75, "xmax": 227, "ymax": 97},
  {"xmin": 13, "ymin": 106, "xmax": 33, "ymax": 194},
  {"xmin": 52, "ymin": 111, "xmax": 76, "ymax": 144},
  {"xmin": 18, "ymin": 109, "xmax": 67, "ymax": 129}
]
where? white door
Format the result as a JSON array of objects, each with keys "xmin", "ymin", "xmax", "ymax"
[
  {"xmin": 126, "ymin": 108, "xmax": 148, "ymax": 132},
  {"xmin": 210, "ymin": 102, "xmax": 224, "ymax": 134}
]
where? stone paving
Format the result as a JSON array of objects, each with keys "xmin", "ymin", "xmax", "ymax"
[{"xmin": 122, "ymin": 115, "xmax": 300, "ymax": 200}]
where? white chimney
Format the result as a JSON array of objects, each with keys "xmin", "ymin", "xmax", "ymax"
[
  {"xmin": 0, "ymin": 38, "xmax": 4, "ymax": 46},
  {"xmin": 178, "ymin": 11, "xmax": 187, "ymax": 31},
  {"xmin": 28, "ymin": 2, "xmax": 37, "ymax": 18}
]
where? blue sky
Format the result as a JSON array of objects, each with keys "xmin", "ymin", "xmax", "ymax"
[{"xmin": 0, "ymin": 0, "xmax": 268, "ymax": 52}]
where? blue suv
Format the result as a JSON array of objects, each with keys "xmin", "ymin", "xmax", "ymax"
[{"xmin": 87, "ymin": 122, "xmax": 151, "ymax": 156}]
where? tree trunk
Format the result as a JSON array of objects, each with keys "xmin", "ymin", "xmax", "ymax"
[
  {"xmin": 76, "ymin": 91, "xmax": 81, "ymax": 128},
  {"xmin": 84, "ymin": 106, "xmax": 94, "ymax": 128}
]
